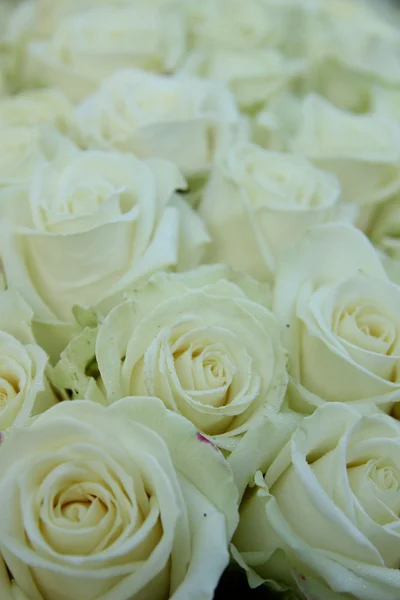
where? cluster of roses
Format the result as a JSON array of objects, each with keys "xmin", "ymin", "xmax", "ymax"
[{"xmin": 1, "ymin": 1, "xmax": 400, "ymax": 599}]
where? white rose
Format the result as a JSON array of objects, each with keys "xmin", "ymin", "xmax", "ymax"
[
  {"xmin": 180, "ymin": 48, "xmax": 305, "ymax": 113},
  {"xmin": 0, "ymin": 289, "xmax": 56, "ymax": 431},
  {"xmin": 52, "ymin": 266, "xmax": 288, "ymax": 453},
  {"xmin": 254, "ymin": 0, "xmax": 400, "ymax": 113},
  {"xmin": 273, "ymin": 222, "xmax": 400, "ymax": 413},
  {"xmin": 0, "ymin": 88, "xmax": 76, "ymax": 136},
  {"xmin": 316, "ymin": 0, "xmax": 400, "ymax": 64},
  {"xmin": 0, "ymin": 396, "xmax": 239, "ymax": 600},
  {"xmin": 0, "ymin": 147, "xmax": 209, "ymax": 361},
  {"xmin": 184, "ymin": 0, "xmax": 280, "ymax": 52},
  {"xmin": 261, "ymin": 94, "xmax": 400, "ymax": 207},
  {"xmin": 299, "ymin": 20, "xmax": 400, "ymax": 114},
  {"xmin": 296, "ymin": 0, "xmax": 400, "ymax": 113},
  {"xmin": 231, "ymin": 403, "xmax": 400, "ymax": 600},
  {"xmin": 24, "ymin": 3, "xmax": 186, "ymax": 102},
  {"xmin": 199, "ymin": 142, "xmax": 341, "ymax": 281},
  {"xmin": 260, "ymin": 0, "xmax": 321, "ymax": 60},
  {"xmin": 30, "ymin": 0, "xmax": 177, "ymax": 37},
  {"xmin": 0, "ymin": 125, "xmax": 75, "ymax": 190},
  {"xmin": 251, "ymin": 0, "xmax": 400, "ymax": 114},
  {"xmin": 302, "ymin": 57, "xmax": 378, "ymax": 114},
  {"xmin": 76, "ymin": 69, "xmax": 241, "ymax": 180}
]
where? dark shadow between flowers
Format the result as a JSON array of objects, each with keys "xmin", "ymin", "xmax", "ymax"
[{"xmin": 213, "ymin": 566, "xmax": 282, "ymax": 599}]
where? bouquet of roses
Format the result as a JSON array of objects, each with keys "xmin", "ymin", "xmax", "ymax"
[{"xmin": 1, "ymin": 0, "xmax": 400, "ymax": 599}]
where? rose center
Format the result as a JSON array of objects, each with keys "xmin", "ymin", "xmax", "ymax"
[
  {"xmin": 334, "ymin": 302, "xmax": 398, "ymax": 355},
  {"xmin": 135, "ymin": 91, "xmax": 180, "ymax": 117},
  {"xmin": 347, "ymin": 458, "xmax": 400, "ymax": 524},
  {"xmin": 370, "ymin": 461, "xmax": 400, "ymax": 492},
  {"xmin": 242, "ymin": 159, "xmax": 325, "ymax": 208},
  {"xmin": 0, "ymin": 374, "xmax": 19, "ymax": 408},
  {"xmin": 174, "ymin": 342, "xmax": 231, "ymax": 390},
  {"xmin": 172, "ymin": 336, "xmax": 236, "ymax": 409},
  {"xmin": 120, "ymin": 84, "xmax": 189, "ymax": 128},
  {"xmin": 62, "ymin": 500, "xmax": 93, "ymax": 522},
  {"xmin": 201, "ymin": 354, "xmax": 227, "ymax": 386},
  {"xmin": 56, "ymin": 485, "xmax": 109, "ymax": 527},
  {"xmin": 66, "ymin": 182, "xmax": 115, "ymax": 216}
]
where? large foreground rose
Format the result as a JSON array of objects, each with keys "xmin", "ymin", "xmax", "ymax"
[
  {"xmin": 0, "ymin": 145, "xmax": 208, "ymax": 360},
  {"xmin": 0, "ymin": 396, "xmax": 239, "ymax": 600},
  {"xmin": 0, "ymin": 289, "xmax": 56, "ymax": 431},
  {"xmin": 231, "ymin": 403, "xmax": 400, "ymax": 600},
  {"xmin": 52, "ymin": 266, "xmax": 288, "ymax": 452},
  {"xmin": 273, "ymin": 223, "xmax": 400, "ymax": 413},
  {"xmin": 199, "ymin": 143, "xmax": 340, "ymax": 281}
]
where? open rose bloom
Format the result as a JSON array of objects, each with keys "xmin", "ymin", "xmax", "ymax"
[
  {"xmin": 231, "ymin": 404, "xmax": 400, "ymax": 600},
  {"xmin": 3, "ymin": 0, "xmax": 400, "ymax": 599},
  {"xmin": 0, "ymin": 398, "xmax": 239, "ymax": 600}
]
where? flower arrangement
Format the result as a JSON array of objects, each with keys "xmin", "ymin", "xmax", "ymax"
[{"xmin": 1, "ymin": 1, "xmax": 400, "ymax": 599}]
